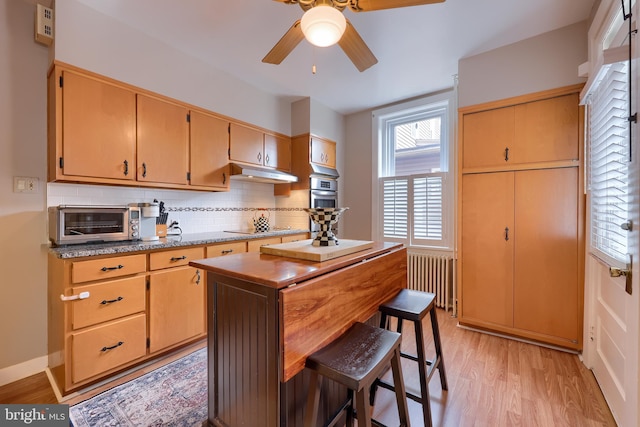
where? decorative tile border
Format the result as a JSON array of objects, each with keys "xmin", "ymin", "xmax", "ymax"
[{"xmin": 167, "ymin": 207, "xmax": 307, "ymax": 212}]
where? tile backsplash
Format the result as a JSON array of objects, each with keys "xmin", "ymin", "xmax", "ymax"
[{"xmin": 47, "ymin": 181, "xmax": 310, "ymax": 234}]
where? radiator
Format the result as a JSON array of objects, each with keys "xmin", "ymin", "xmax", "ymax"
[{"xmin": 407, "ymin": 252, "xmax": 455, "ymax": 313}]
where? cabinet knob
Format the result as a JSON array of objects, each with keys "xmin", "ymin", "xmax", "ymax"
[{"xmin": 257, "ymin": 152, "xmax": 262, "ymax": 163}]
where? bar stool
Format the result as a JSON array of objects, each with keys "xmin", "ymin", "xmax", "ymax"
[
  {"xmin": 371, "ymin": 289, "xmax": 448, "ymax": 427},
  {"xmin": 304, "ymin": 322, "xmax": 411, "ymax": 427}
]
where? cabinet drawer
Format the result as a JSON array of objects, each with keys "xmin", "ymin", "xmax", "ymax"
[
  {"xmin": 247, "ymin": 237, "xmax": 282, "ymax": 252},
  {"xmin": 206, "ymin": 241, "xmax": 247, "ymax": 258},
  {"xmin": 281, "ymin": 233, "xmax": 308, "ymax": 243},
  {"xmin": 71, "ymin": 313, "xmax": 146, "ymax": 383},
  {"xmin": 71, "ymin": 276, "xmax": 146, "ymax": 330},
  {"xmin": 72, "ymin": 254, "xmax": 146, "ymax": 284},
  {"xmin": 149, "ymin": 247, "xmax": 204, "ymax": 270}
]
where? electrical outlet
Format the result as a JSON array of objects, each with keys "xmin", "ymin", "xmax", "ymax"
[{"xmin": 13, "ymin": 176, "xmax": 39, "ymax": 194}]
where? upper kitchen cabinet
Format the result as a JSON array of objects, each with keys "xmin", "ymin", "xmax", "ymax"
[
  {"xmin": 48, "ymin": 67, "xmax": 136, "ymax": 182},
  {"xmin": 190, "ymin": 110, "xmax": 230, "ymax": 190},
  {"xmin": 264, "ymin": 133, "xmax": 292, "ymax": 171},
  {"xmin": 290, "ymin": 134, "xmax": 338, "ymax": 190},
  {"xmin": 461, "ymin": 91, "xmax": 580, "ymax": 171},
  {"xmin": 137, "ymin": 94, "xmax": 189, "ymax": 185},
  {"xmin": 310, "ymin": 136, "xmax": 336, "ymax": 168},
  {"xmin": 229, "ymin": 122, "xmax": 264, "ymax": 167},
  {"xmin": 229, "ymin": 123, "xmax": 292, "ymax": 171}
]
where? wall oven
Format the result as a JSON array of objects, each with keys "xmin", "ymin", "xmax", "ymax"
[{"xmin": 309, "ymin": 176, "xmax": 338, "ymax": 233}]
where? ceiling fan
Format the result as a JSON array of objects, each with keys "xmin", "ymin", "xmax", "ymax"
[{"xmin": 262, "ymin": 0, "xmax": 445, "ymax": 72}]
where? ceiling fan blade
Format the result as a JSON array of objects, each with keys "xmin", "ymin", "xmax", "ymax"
[
  {"xmin": 338, "ymin": 20, "xmax": 378, "ymax": 72},
  {"xmin": 349, "ymin": 0, "xmax": 445, "ymax": 12},
  {"xmin": 262, "ymin": 20, "xmax": 304, "ymax": 65}
]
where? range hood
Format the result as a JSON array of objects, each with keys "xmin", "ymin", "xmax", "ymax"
[
  {"xmin": 310, "ymin": 163, "xmax": 339, "ymax": 179},
  {"xmin": 230, "ymin": 163, "xmax": 299, "ymax": 184}
]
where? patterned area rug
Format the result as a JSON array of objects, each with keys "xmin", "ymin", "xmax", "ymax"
[{"xmin": 69, "ymin": 348, "xmax": 207, "ymax": 426}]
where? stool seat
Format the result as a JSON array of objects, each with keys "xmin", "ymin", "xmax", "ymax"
[
  {"xmin": 304, "ymin": 322, "xmax": 410, "ymax": 427},
  {"xmin": 379, "ymin": 288, "xmax": 436, "ymax": 321},
  {"xmin": 372, "ymin": 289, "xmax": 448, "ymax": 427}
]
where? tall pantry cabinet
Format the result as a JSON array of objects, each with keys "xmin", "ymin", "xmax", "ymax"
[{"xmin": 458, "ymin": 85, "xmax": 585, "ymax": 351}]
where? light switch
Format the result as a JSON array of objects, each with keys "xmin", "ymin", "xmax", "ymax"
[{"xmin": 13, "ymin": 176, "xmax": 39, "ymax": 193}]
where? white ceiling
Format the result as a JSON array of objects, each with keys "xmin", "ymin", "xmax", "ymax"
[{"xmin": 74, "ymin": 0, "xmax": 595, "ymax": 115}]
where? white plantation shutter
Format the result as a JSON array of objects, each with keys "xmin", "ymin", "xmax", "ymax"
[
  {"xmin": 413, "ymin": 174, "xmax": 443, "ymax": 242},
  {"xmin": 382, "ymin": 178, "xmax": 408, "ymax": 238},
  {"xmin": 382, "ymin": 174, "xmax": 444, "ymax": 244},
  {"xmin": 588, "ymin": 60, "xmax": 630, "ymax": 265}
]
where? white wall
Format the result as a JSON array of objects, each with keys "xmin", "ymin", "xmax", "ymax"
[
  {"xmin": 342, "ymin": 21, "xmax": 589, "ymax": 243},
  {"xmin": 342, "ymin": 110, "xmax": 373, "ymax": 240},
  {"xmin": 54, "ymin": 0, "xmax": 292, "ymax": 135},
  {"xmin": 458, "ymin": 21, "xmax": 588, "ymax": 108},
  {"xmin": 0, "ymin": 0, "xmax": 50, "ymax": 381}
]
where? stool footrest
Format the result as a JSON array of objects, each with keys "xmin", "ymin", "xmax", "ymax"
[{"xmin": 372, "ymin": 378, "xmax": 424, "ymax": 405}]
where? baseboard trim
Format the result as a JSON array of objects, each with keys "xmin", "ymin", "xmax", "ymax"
[
  {"xmin": 456, "ymin": 323, "xmax": 581, "ymax": 354},
  {"xmin": 0, "ymin": 355, "xmax": 48, "ymax": 387}
]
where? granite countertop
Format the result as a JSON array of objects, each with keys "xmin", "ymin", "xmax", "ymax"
[{"xmin": 49, "ymin": 229, "xmax": 309, "ymax": 259}]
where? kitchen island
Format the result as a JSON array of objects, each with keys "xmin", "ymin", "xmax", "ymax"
[{"xmin": 189, "ymin": 241, "xmax": 407, "ymax": 427}]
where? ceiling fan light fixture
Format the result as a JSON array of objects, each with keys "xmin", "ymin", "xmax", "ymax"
[{"xmin": 300, "ymin": 5, "xmax": 347, "ymax": 47}]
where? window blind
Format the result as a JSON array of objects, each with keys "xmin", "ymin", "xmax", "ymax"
[
  {"xmin": 382, "ymin": 174, "xmax": 444, "ymax": 244},
  {"xmin": 589, "ymin": 60, "xmax": 630, "ymax": 265}
]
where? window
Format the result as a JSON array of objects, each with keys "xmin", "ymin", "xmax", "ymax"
[
  {"xmin": 373, "ymin": 91, "xmax": 454, "ymax": 249},
  {"xmin": 588, "ymin": 60, "xmax": 630, "ymax": 266},
  {"xmin": 584, "ymin": 2, "xmax": 633, "ymax": 268}
]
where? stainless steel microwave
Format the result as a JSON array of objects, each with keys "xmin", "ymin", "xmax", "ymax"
[{"xmin": 48, "ymin": 205, "xmax": 140, "ymax": 246}]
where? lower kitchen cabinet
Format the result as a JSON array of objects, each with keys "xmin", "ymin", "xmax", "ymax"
[
  {"xmin": 48, "ymin": 235, "xmax": 307, "ymax": 396},
  {"xmin": 71, "ymin": 314, "xmax": 147, "ymax": 383},
  {"xmin": 148, "ymin": 266, "xmax": 205, "ymax": 353},
  {"xmin": 148, "ymin": 247, "xmax": 206, "ymax": 353}
]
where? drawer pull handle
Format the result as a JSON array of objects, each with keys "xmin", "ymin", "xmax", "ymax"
[
  {"xmin": 101, "ymin": 265, "xmax": 124, "ymax": 272},
  {"xmin": 504, "ymin": 147, "xmax": 510, "ymax": 162},
  {"xmin": 221, "ymin": 249, "xmax": 234, "ymax": 254},
  {"xmin": 170, "ymin": 256, "xmax": 187, "ymax": 262},
  {"xmin": 505, "ymin": 227, "xmax": 510, "ymax": 241},
  {"xmin": 195, "ymin": 269, "xmax": 201, "ymax": 285},
  {"xmin": 100, "ymin": 296, "xmax": 124, "ymax": 305},
  {"xmin": 101, "ymin": 341, "xmax": 124, "ymax": 352},
  {"xmin": 123, "ymin": 160, "xmax": 129, "ymax": 176}
]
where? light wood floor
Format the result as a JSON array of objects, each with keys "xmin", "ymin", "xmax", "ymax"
[{"xmin": 0, "ymin": 310, "xmax": 617, "ymax": 426}]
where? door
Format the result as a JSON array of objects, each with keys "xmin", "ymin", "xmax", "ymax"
[
  {"xmin": 513, "ymin": 168, "xmax": 580, "ymax": 347},
  {"xmin": 148, "ymin": 266, "xmax": 205, "ymax": 353},
  {"xmin": 61, "ymin": 70, "xmax": 136, "ymax": 180},
  {"xmin": 460, "ymin": 172, "xmax": 514, "ymax": 327},
  {"xmin": 229, "ymin": 122, "xmax": 264, "ymax": 166},
  {"xmin": 137, "ymin": 94, "xmax": 189, "ymax": 185},
  {"xmin": 190, "ymin": 110, "xmax": 230, "ymax": 189}
]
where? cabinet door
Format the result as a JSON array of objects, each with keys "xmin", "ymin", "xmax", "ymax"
[
  {"xmin": 461, "ymin": 172, "xmax": 514, "ymax": 327},
  {"xmin": 137, "ymin": 94, "xmax": 189, "ymax": 185},
  {"xmin": 462, "ymin": 106, "xmax": 514, "ymax": 169},
  {"xmin": 514, "ymin": 93, "xmax": 580, "ymax": 164},
  {"xmin": 264, "ymin": 134, "xmax": 291, "ymax": 171},
  {"xmin": 310, "ymin": 137, "xmax": 336, "ymax": 168},
  {"xmin": 61, "ymin": 71, "xmax": 136, "ymax": 180},
  {"xmin": 513, "ymin": 168, "xmax": 579, "ymax": 343},
  {"xmin": 190, "ymin": 111, "xmax": 230, "ymax": 189},
  {"xmin": 149, "ymin": 266, "xmax": 205, "ymax": 353},
  {"xmin": 229, "ymin": 122, "xmax": 263, "ymax": 166}
]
